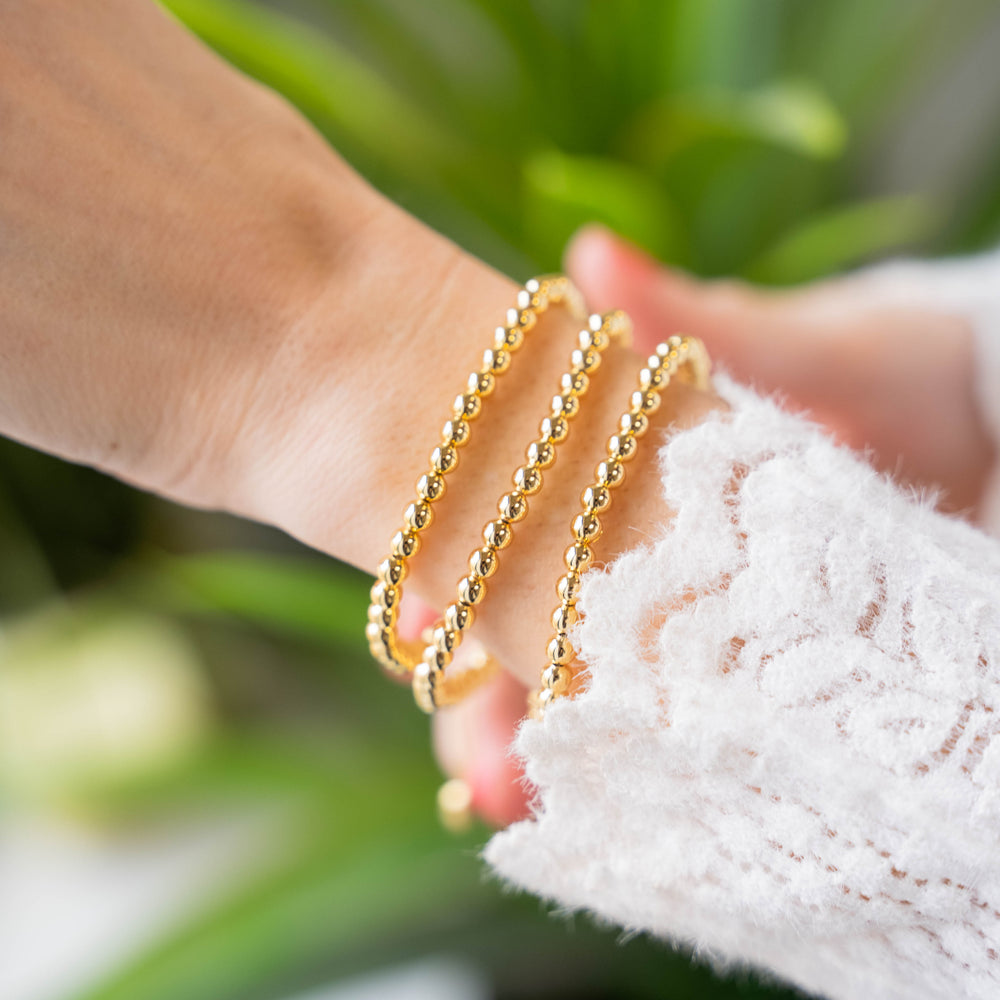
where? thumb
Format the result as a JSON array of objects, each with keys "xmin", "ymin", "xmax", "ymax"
[{"xmin": 564, "ymin": 226, "xmax": 793, "ymax": 387}]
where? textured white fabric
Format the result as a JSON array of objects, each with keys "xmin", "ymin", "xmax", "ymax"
[{"xmin": 486, "ymin": 372, "xmax": 1000, "ymax": 1000}]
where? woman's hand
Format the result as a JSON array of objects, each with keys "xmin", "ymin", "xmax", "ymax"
[{"xmin": 565, "ymin": 226, "xmax": 998, "ymax": 518}]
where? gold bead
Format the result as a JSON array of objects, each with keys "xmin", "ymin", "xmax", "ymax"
[
  {"xmin": 378, "ymin": 556, "xmax": 407, "ymax": 585},
  {"xmin": 551, "ymin": 604, "xmax": 579, "ymax": 632},
  {"xmin": 483, "ymin": 518, "xmax": 512, "ymax": 549},
  {"xmin": 453, "ymin": 392, "xmax": 481, "ymax": 420},
  {"xmin": 640, "ymin": 366, "xmax": 665, "ymax": 390},
  {"xmin": 655, "ymin": 341, "xmax": 672, "ymax": 358},
  {"xmin": 468, "ymin": 370, "xmax": 495, "ymax": 397},
  {"xmin": 458, "ymin": 575, "xmax": 485, "ymax": 606},
  {"xmin": 416, "ymin": 472, "xmax": 445, "ymax": 503},
  {"xmin": 571, "ymin": 347, "xmax": 601, "ymax": 373},
  {"xmin": 391, "ymin": 529, "xmax": 420, "ymax": 559},
  {"xmin": 514, "ymin": 465, "xmax": 543, "ymax": 495},
  {"xmin": 547, "ymin": 634, "xmax": 575, "ymax": 665},
  {"xmin": 469, "ymin": 546, "xmax": 498, "ymax": 578},
  {"xmin": 620, "ymin": 411, "xmax": 649, "ymax": 437},
  {"xmin": 632, "ymin": 388, "xmax": 661, "ymax": 414},
  {"xmin": 494, "ymin": 324, "xmax": 523, "ymax": 351},
  {"xmin": 667, "ymin": 334, "xmax": 684, "ymax": 350},
  {"xmin": 423, "ymin": 643, "xmax": 450, "ymax": 672},
  {"xmin": 581, "ymin": 485, "xmax": 612, "ymax": 513},
  {"xmin": 556, "ymin": 572, "xmax": 581, "ymax": 603},
  {"xmin": 413, "ymin": 664, "xmax": 436, "ymax": 713},
  {"xmin": 367, "ymin": 602, "xmax": 393, "ymax": 627},
  {"xmin": 498, "ymin": 490, "xmax": 528, "ymax": 522},
  {"xmin": 572, "ymin": 512, "xmax": 602, "ymax": 544},
  {"xmin": 542, "ymin": 663, "xmax": 573, "ymax": 695},
  {"xmin": 539, "ymin": 415, "xmax": 569, "ymax": 444},
  {"xmin": 369, "ymin": 581, "xmax": 397, "ymax": 608},
  {"xmin": 430, "ymin": 445, "xmax": 459, "ymax": 474},
  {"xmin": 608, "ymin": 434, "xmax": 638, "ymax": 461},
  {"xmin": 596, "ymin": 460, "xmax": 625, "ymax": 487},
  {"xmin": 564, "ymin": 543, "xmax": 593, "ymax": 573},
  {"xmin": 561, "ymin": 370, "xmax": 589, "ymax": 395},
  {"xmin": 551, "ymin": 393, "xmax": 580, "ymax": 419},
  {"xmin": 404, "ymin": 501, "xmax": 434, "ymax": 532},
  {"xmin": 507, "ymin": 306, "xmax": 536, "ymax": 331},
  {"xmin": 443, "ymin": 602, "xmax": 473, "ymax": 632},
  {"xmin": 536, "ymin": 686, "xmax": 556, "ymax": 712},
  {"xmin": 527, "ymin": 440, "xmax": 556, "ymax": 469},
  {"xmin": 365, "ymin": 621, "xmax": 384, "ymax": 645},
  {"xmin": 483, "ymin": 348, "xmax": 510, "ymax": 374},
  {"xmin": 432, "ymin": 624, "xmax": 460, "ymax": 656},
  {"xmin": 442, "ymin": 418, "xmax": 470, "ymax": 447}
]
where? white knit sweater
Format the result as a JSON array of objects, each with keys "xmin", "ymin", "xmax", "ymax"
[{"xmin": 485, "ymin": 256, "xmax": 1000, "ymax": 1000}]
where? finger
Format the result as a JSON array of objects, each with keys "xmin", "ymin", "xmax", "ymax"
[
  {"xmin": 564, "ymin": 225, "xmax": 808, "ymax": 390},
  {"xmin": 432, "ymin": 669, "xmax": 533, "ymax": 828}
]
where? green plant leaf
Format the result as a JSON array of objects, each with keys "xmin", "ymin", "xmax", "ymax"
[
  {"xmin": 745, "ymin": 195, "xmax": 937, "ymax": 284},
  {"xmin": 623, "ymin": 80, "xmax": 847, "ymax": 168},
  {"xmin": 134, "ymin": 551, "xmax": 369, "ymax": 651},
  {"xmin": 523, "ymin": 149, "xmax": 686, "ymax": 268}
]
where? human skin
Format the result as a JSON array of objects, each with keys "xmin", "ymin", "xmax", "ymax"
[
  {"xmin": 0, "ymin": 1, "xmax": 719, "ymax": 787},
  {"xmin": 3, "ymin": 3, "xmax": 992, "ymax": 826}
]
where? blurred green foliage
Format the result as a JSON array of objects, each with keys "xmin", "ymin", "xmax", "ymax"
[{"xmin": 5, "ymin": 1, "xmax": 1000, "ymax": 998}]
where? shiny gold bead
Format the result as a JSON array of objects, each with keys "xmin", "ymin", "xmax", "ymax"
[
  {"xmin": 498, "ymin": 490, "xmax": 528, "ymax": 522},
  {"xmin": 655, "ymin": 341, "xmax": 672, "ymax": 358},
  {"xmin": 391, "ymin": 530, "xmax": 420, "ymax": 559},
  {"xmin": 423, "ymin": 644, "xmax": 449, "ymax": 673},
  {"xmin": 442, "ymin": 418, "xmax": 470, "ymax": 447},
  {"xmin": 483, "ymin": 348, "xmax": 510, "ymax": 374},
  {"xmin": 564, "ymin": 543, "xmax": 593, "ymax": 573},
  {"xmin": 369, "ymin": 581, "xmax": 397, "ymax": 608},
  {"xmin": 416, "ymin": 472, "xmax": 445, "ymax": 503},
  {"xmin": 561, "ymin": 370, "xmax": 589, "ymax": 395},
  {"xmin": 556, "ymin": 572, "xmax": 581, "ymax": 603},
  {"xmin": 494, "ymin": 324, "xmax": 523, "ymax": 351},
  {"xmin": 404, "ymin": 501, "xmax": 434, "ymax": 532},
  {"xmin": 527, "ymin": 440, "xmax": 556, "ymax": 469},
  {"xmin": 536, "ymin": 686, "xmax": 556, "ymax": 713},
  {"xmin": 367, "ymin": 602, "xmax": 393, "ymax": 626},
  {"xmin": 430, "ymin": 444, "xmax": 459, "ymax": 474},
  {"xmin": 514, "ymin": 465, "xmax": 543, "ymax": 495},
  {"xmin": 365, "ymin": 621, "xmax": 384, "ymax": 646},
  {"xmin": 547, "ymin": 634, "xmax": 575, "ymax": 665},
  {"xmin": 620, "ymin": 411, "xmax": 649, "ymax": 437},
  {"xmin": 540, "ymin": 415, "xmax": 569, "ymax": 444},
  {"xmin": 581, "ymin": 485, "xmax": 612, "ymax": 514},
  {"xmin": 458, "ymin": 575, "xmax": 485, "ymax": 606},
  {"xmin": 453, "ymin": 392, "xmax": 481, "ymax": 420},
  {"xmin": 578, "ymin": 327, "xmax": 609, "ymax": 351},
  {"xmin": 596, "ymin": 459, "xmax": 625, "ymax": 487},
  {"xmin": 483, "ymin": 518, "xmax": 512, "ymax": 550},
  {"xmin": 551, "ymin": 393, "xmax": 580, "ymax": 419},
  {"xmin": 468, "ymin": 370, "xmax": 496, "ymax": 397},
  {"xmin": 432, "ymin": 624, "xmax": 460, "ymax": 656},
  {"xmin": 640, "ymin": 365, "xmax": 665, "ymax": 390},
  {"xmin": 552, "ymin": 604, "xmax": 579, "ymax": 632},
  {"xmin": 507, "ymin": 306, "xmax": 537, "ymax": 331},
  {"xmin": 632, "ymin": 388, "xmax": 661, "ymax": 414},
  {"xmin": 571, "ymin": 347, "xmax": 601, "ymax": 374},
  {"xmin": 542, "ymin": 663, "xmax": 573, "ymax": 695},
  {"xmin": 469, "ymin": 546, "xmax": 498, "ymax": 578},
  {"xmin": 572, "ymin": 512, "xmax": 602, "ymax": 544},
  {"xmin": 444, "ymin": 602, "xmax": 473, "ymax": 633},
  {"xmin": 378, "ymin": 556, "xmax": 407, "ymax": 585},
  {"xmin": 608, "ymin": 433, "xmax": 638, "ymax": 460}
]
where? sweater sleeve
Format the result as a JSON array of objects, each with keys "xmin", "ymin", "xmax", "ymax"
[{"xmin": 484, "ymin": 373, "xmax": 1000, "ymax": 1000}]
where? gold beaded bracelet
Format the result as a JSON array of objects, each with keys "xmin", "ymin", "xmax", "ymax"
[
  {"xmin": 412, "ymin": 309, "xmax": 633, "ymax": 713},
  {"xmin": 366, "ymin": 276, "xmax": 585, "ymax": 678},
  {"xmin": 530, "ymin": 335, "xmax": 711, "ymax": 720}
]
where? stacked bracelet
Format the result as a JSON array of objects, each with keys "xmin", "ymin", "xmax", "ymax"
[
  {"xmin": 412, "ymin": 310, "xmax": 632, "ymax": 713},
  {"xmin": 531, "ymin": 335, "xmax": 711, "ymax": 719},
  {"xmin": 366, "ymin": 276, "xmax": 585, "ymax": 678}
]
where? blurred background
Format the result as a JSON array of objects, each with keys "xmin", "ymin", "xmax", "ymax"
[{"xmin": 4, "ymin": 1, "xmax": 1000, "ymax": 998}]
